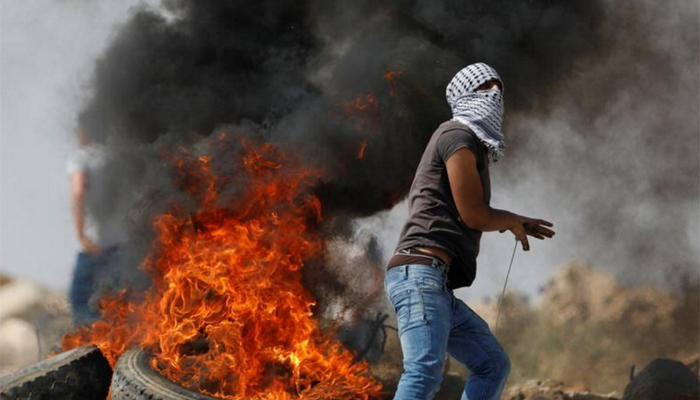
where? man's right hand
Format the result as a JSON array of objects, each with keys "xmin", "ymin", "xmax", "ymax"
[
  {"xmin": 80, "ymin": 236, "xmax": 102, "ymax": 255},
  {"xmin": 508, "ymin": 217, "xmax": 555, "ymax": 251}
]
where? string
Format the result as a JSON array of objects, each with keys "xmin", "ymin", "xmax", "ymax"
[{"xmin": 494, "ymin": 240, "xmax": 518, "ymax": 337}]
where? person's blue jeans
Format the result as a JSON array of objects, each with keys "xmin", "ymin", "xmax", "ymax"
[
  {"xmin": 385, "ymin": 264, "xmax": 511, "ymax": 400},
  {"xmin": 69, "ymin": 247, "xmax": 120, "ymax": 327}
]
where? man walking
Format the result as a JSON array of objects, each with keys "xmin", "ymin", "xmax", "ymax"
[{"xmin": 385, "ymin": 63, "xmax": 555, "ymax": 400}]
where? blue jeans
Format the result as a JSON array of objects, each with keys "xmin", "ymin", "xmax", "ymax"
[
  {"xmin": 69, "ymin": 247, "xmax": 120, "ymax": 327},
  {"xmin": 385, "ymin": 264, "xmax": 510, "ymax": 400}
]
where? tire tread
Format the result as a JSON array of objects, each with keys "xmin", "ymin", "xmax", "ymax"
[
  {"xmin": 110, "ymin": 349, "xmax": 218, "ymax": 400},
  {"xmin": 0, "ymin": 346, "xmax": 111, "ymax": 400}
]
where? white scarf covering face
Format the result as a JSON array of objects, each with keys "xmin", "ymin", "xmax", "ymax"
[{"xmin": 446, "ymin": 62, "xmax": 505, "ymax": 162}]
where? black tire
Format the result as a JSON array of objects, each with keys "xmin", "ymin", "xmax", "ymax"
[
  {"xmin": 110, "ymin": 348, "xmax": 219, "ymax": 400},
  {"xmin": 0, "ymin": 345, "xmax": 112, "ymax": 400},
  {"xmin": 623, "ymin": 358, "xmax": 700, "ymax": 400}
]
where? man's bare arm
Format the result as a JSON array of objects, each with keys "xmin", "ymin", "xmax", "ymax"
[
  {"xmin": 71, "ymin": 171, "xmax": 101, "ymax": 254},
  {"xmin": 445, "ymin": 148, "xmax": 555, "ymax": 251}
]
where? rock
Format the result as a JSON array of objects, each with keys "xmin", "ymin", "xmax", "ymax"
[
  {"xmin": 0, "ymin": 274, "xmax": 11, "ymax": 287},
  {"xmin": 0, "ymin": 277, "xmax": 67, "ymax": 322},
  {"xmin": 0, "ymin": 275, "xmax": 73, "ymax": 376},
  {"xmin": 0, "ymin": 318, "xmax": 40, "ymax": 375},
  {"xmin": 0, "ymin": 279, "xmax": 46, "ymax": 321},
  {"xmin": 684, "ymin": 353, "xmax": 699, "ymax": 380},
  {"xmin": 504, "ymin": 379, "xmax": 620, "ymax": 400},
  {"xmin": 623, "ymin": 358, "xmax": 699, "ymax": 400}
]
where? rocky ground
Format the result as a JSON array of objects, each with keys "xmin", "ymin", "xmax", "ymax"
[
  {"xmin": 373, "ymin": 261, "xmax": 699, "ymax": 398},
  {"xmin": 471, "ymin": 262, "xmax": 699, "ymax": 393},
  {"xmin": 1, "ymin": 261, "xmax": 698, "ymax": 399},
  {"xmin": 0, "ymin": 274, "xmax": 72, "ymax": 377},
  {"xmin": 503, "ymin": 380, "xmax": 620, "ymax": 400}
]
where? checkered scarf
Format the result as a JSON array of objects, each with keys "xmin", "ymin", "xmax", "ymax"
[{"xmin": 446, "ymin": 62, "xmax": 505, "ymax": 162}]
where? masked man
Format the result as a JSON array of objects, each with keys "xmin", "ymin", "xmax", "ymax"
[{"xmin": 385, "ymin": 63, "xmax": 555, "ymax": 400}]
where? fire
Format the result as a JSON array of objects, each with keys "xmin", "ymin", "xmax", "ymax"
[
  {"xmin": 338, "ymin": 94, "xmax": 379, "ymax": 159},
  {"xmin": 341, "ymin": 93, "xmax": 379, "ymax": 121},
  {"xmin": 383, "ymin": 69, "xmax": 403, "ymax": 98},
  {"xmin": 357, "ymin": 139, "xmax": 368, "ymax": 160},
  {"xmin": 383, "ymin": 69, "xmax": 402, "ymax": 84},
  {"xmin": 62, "ymin": 139, "xmax": 382, "ymax": 399}
]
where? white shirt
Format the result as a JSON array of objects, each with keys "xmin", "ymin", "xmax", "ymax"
[{"xmin": 67, "ymin": 146, "xmax": 127, "ymax": 248}]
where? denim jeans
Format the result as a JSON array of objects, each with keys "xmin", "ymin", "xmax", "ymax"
[
  {"xmin": 69, "ymin": 247, "xmax": 120, "ymax": 327},
  {"xmin": 385, "ymin": 264, "xmax": 510, "ymax": 400}
]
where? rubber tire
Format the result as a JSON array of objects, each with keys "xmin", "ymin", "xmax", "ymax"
[
  {"xmin": 110, "ymin": 348, "xmax": 219, "ymax": 400},
  {"xmin": 0, "ymin": 345, "xmax": 112, "ymax": 400},
  {"xmin": 623, "ymin": 358, "xmax": 700, "ymax": 400}
]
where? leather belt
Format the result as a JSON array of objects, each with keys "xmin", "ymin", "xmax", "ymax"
[{"xmin": 387, "ymin": 248, "xmax": 450, "ymax": 273}]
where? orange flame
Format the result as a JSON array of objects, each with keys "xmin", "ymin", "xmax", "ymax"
[
  {"xmin": 383, "ymin": 69, "xmax": 402, "ymax": 84},
  {"xmin": 63, "ymin": 140, "xmax": 382, "ymax": 399},
  {"xmin": 384, "ymin": 69, "xmax": 403, "ymax": 99},
  {"xmin": 338, "ymin": 94, "xmax": 379, "ymax": 155},
  {"xmin": 341, "ymin": 94, "xmax": 379, "ymax": 118},
  {"xmin": 357, "ymin": 140, "xmax": 368, "ymax": 160}
]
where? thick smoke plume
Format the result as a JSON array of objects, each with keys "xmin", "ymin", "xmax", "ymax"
[
  {"xmin": 76, "ymin": 0, "xmax": 611, "ymax": 316},
  {"xmin": 80, "ymin": 0, "xmax": 604, "ymax": 215},
  {"xmin": 74, "ymin": 0, "xmax": 698, "ymax": 320}
]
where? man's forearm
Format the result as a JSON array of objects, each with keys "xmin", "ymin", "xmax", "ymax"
[
  {"xmin": 463, "ymin": 206, "xmax": 521, "ymax": 232},
  {"xmin": 70, "ymin": 172, "xmax": 89, "ymax": 242},
  {"xmin": 72, "ymin": 199, "xmax": 87, "ymax": 241}
]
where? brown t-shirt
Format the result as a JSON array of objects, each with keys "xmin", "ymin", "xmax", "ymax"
[{"xmin": 393, "ymin": 120, "xmax": 491, "ymax": 289}]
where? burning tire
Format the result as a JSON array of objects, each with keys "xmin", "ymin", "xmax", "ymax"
[
  {"xmin": 0, "ymin": 345, "xmax": 111, "ymax": 400},
  {"xmin": 111, "ymin": 348, "xmax": 219, "ymax": 400}
]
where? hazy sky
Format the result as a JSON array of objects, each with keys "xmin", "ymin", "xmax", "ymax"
[{"xmin": 0, "ymin": 0, "xmax": 157, "ymax": 290}]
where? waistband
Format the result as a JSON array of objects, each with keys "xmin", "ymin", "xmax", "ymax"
[{"xmin": 387, "ymin": 248, "xmax": 449, "ymax": 275}]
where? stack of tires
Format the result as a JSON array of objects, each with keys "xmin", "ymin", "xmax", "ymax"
[{"xmin": 0, "ymin": 347, "xmax": 216, "ymax": 400}]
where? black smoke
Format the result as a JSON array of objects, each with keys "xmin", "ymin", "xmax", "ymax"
[
  {"xmin": 79, "ymin": 0, "xmax": 604, "ymax": 219},
  {"xmin": 77, "ymin": 0, "xmax": 619, "ymax": 327}
]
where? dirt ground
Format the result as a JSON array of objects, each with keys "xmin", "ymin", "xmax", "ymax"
[{"xmin": 2, "ymin": 261, "xmax": 698, "ymax": 398}]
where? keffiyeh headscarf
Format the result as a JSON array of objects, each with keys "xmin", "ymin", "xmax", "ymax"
[{"xmin": 446, "ymin": 62, "xmax": 505, "ymax": 162}]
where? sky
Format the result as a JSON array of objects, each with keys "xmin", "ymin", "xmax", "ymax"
[{"xmin": 0, "ymin": 0, "xmax": 156, "ymax": 290}]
